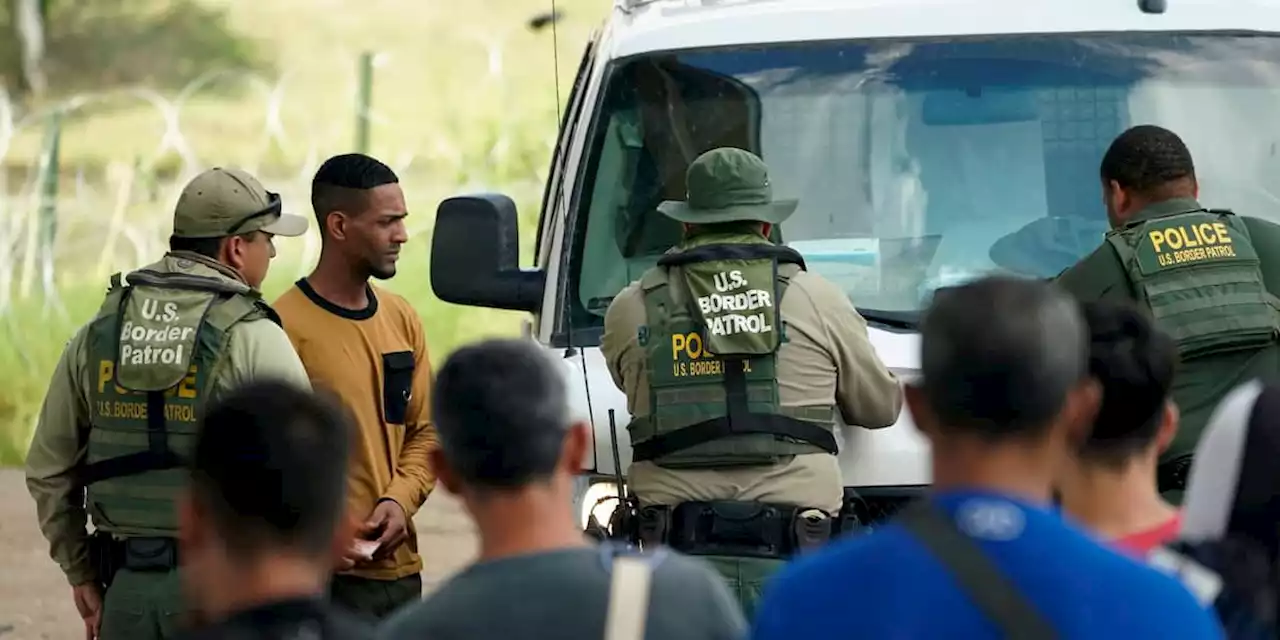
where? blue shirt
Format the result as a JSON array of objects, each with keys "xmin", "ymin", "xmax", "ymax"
[{"xmin": 750, "ymin": 489, "xmax": 1224, "ymax": 639}]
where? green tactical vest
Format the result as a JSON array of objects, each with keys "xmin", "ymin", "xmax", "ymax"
[
  {"xmin": 81, "ymin": 258, "xmax": 279, "ymax": 535},
  {"xmin": 1106, "ymin": 207, "xmax": 1280, "ymax": 361},
  {"xmin": 628, "ymin": 232, "xmax": 839, "ymax": 469}
]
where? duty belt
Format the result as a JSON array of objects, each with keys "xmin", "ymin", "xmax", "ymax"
[{"xmin": 635, "ymin": 500, "xmax": 833, "ymax": 560}]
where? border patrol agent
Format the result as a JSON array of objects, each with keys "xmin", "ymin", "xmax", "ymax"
[
  {"xmin": 601, "ymin": 147, "xmax": 903, "ymax": 617},
  {"xmin": 25, "ymin": 167, "xmax": 314, "ymax": 640},
  {"xmin": 1055, "ymin": 124, "xmax": 1280, "ymax": 504}
]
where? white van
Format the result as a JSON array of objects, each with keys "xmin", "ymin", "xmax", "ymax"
[{"xmin": 429, "ymin": 0, "xmax": 1280, "ymax": 532}]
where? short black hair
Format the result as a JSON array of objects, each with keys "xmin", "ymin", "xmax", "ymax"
[
  {"xmin": 190, "ymin": 380, "xmax": 354, "ymax": 558},
  {"xmin": 310, "ymin": 153, "xmax": 400, "ymax": 232},
  {"xmin": 918, "ymin": 275, "xmax": 1089, "ymax": 439},
  {"xmin": 1078, "ymin": 299, "xmax": 1178, "ymax": 466},
  {"xmin": 431, "ymin": 338, "xmax": 571, "ymax": 490},
  {"xmin": 168, "ymin": 232, "xmax": 255, "ymax": 258},
  {"xmin": 1100, "ymin": 124, "xmax": 1196, "ymax": 198}
]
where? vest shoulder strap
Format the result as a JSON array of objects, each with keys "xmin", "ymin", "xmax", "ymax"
[{"xmin": 204, "ymin": 292, "xmax": 280, "ymax": 334}]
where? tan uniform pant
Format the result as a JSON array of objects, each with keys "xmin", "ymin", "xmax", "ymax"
[{"xmin": 628, "ymin": 452, "xmax": 844, "ymax": 515}]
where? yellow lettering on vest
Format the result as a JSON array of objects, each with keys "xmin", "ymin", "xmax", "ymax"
[
  {"xmin": 673, "ymin": 332, "xmax": 703, "ymax": 360},
  {"xmin": 98, "ymin": 360, "xmax": 113, "ymax": 393},
  {"xmin": 1178, "ymin": 226, "xmax": 1198, "ymax": 248},
  {"xmin": 1162, "ymin": 228, "xmax": 1184, "ymax": 250},
  {"xmin": 1195, "ymin": 223, "xmax": 1218, "ymax": 245},
  {"xmin": 178, "ymin": 366, "xmax": 198, "ymax": 399},
  {"xmin": 1213, "ymin": 222, "xmax": 1234, "ymax": 244},
  {"xmin": 1149, "ymin": 231, "xmax": 1166, "ymax": 253},
  {"xmin": 100, "ymin": 400, "xmax": 198, "ymax": 422},
  {"xmin": 97, "ymin": 363, "xmax": 200, "ymax": 399},
  {"xmin": 670, "ymin": 331, "xmax": 757, "ymax": 377}
]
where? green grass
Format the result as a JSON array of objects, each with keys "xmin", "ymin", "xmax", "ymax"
[{"xmin": 0, "ymin": 0, "xmax": 609, "ymax": 465}]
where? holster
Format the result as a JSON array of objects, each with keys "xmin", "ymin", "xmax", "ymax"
[
  {"xmin": 832, "ymin": 493, "xmax": 867, "ymax": 537},
  {"xmin": 637, "ymin": 500, "xmax": 832, "ymax": 560},
  {"xmin": 87, "ymin": 530, "xmax": 124, "ymax": 590}
]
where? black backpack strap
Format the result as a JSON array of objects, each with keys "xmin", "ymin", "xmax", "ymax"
[{"xmin": 897, "ymin": 500, "xmax": 1058, "ymax": 640}]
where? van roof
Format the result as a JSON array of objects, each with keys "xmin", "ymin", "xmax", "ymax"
[{"xmin": 604, "ymin": 0, "xmax": 1280, "ymax": 59}]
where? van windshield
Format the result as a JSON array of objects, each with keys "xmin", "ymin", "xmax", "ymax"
[{"xmin": 570, "ymin": 33, "xmax": 1280, "ymax": 333}]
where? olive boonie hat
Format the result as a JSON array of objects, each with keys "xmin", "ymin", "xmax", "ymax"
[
  {"xmin": 172, "ymin": 167, "xmax": 308, "ymax": 239},
  {"xmin": 656, "ymin": 147, "xmax": 798, "ymax": 225}
]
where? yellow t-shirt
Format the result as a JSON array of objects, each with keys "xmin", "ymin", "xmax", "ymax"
[{"xmin": 273, "ymin": 279, "xmax": 438, "ymax": 581}]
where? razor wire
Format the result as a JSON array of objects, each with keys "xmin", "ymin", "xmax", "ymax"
[{"xmin": 0, "ymin": 55, "xmax": 556, "ymax": 327}]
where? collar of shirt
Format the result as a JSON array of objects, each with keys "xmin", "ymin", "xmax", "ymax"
[
  {"xmin": 927, "ymin": 488, "xmax": 1058, "ymax": 542},
  {"xmin": 1127, "ymin": 197, "xmax": 1205, "ymax": 226}
]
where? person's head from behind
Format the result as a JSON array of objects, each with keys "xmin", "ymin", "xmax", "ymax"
[
  {"xmin": 1057, "ymin": 300, "xmax": 1179, "ymax": 495},
  {"xmin": 905, "ymin": 275, "xmax": 1100, "ymax": 489},
  {"xmin": 1100, "ymin": 124, "xmax": 1198, "ymax": 228},
  {"xmin": 168, "ymin": 167, "xmax": 309, "ymax": 289},
  {"xmin": 430, "ymin": 339, "xmax": 590, "ymax": 511},
  {"xmin": 179, "ymin": 380, "xmax": 355, "ymax": 614},
  {"xmin": 311, "ymin": 153, "xmax": 408, "ymax": 280}
]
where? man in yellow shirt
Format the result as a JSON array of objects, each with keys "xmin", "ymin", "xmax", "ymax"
[{"xmin": 273, "ymin": 153, "xmax": 438, "ymax": 621}]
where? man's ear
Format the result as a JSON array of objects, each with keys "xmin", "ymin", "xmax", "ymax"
[
  {"xmin": 429, "ymin": 448, "xmax": 460, "ymax": 496},
  {"xmin": 561, "ymin": 421, "xmax": 591, "ymax": 473},
  {"xmin": 1106, "ymin": 180, "xmax": 1129, "ymax": 215},
  {"xmin": 220, "ymin": 234, "xmax": 250, "ymax": 272},
  {"xmin": 1154, "ymin": 400, "xmax": 1180, "ymax": 454},
  {"xmin": 1063, "ymin": 378, "xmax": 1103, "ymax": 447},
  {"xmin": 903, "ymin": 384, "xmax": 936, "ymax": 438},
  {"xmin": 325, "ymin": 211, "xmax": 349, "ymax": 242}
]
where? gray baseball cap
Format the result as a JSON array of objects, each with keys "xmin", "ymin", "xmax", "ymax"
[{"xmin": 172, "ymin": 167, "xmax": 308, "ymax": 239}]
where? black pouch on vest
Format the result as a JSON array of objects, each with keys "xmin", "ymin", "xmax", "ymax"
[
  {"xmin": 122, "ymin": 536, "xmax": 177, "ymax": 571},
  {"xmin": 381, "ymin": 351, "xmax": 415, "ymax": 425}
]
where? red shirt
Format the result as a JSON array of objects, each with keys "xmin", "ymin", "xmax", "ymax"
[{"xmin": 1114, "ymin": 512, "xmax": 1183, "ymax": 556}]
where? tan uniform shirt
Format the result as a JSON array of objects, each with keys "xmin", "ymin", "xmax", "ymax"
[
  {"xmin": 602, "ymin": 266, "xmax": 903, "ymax": 514},
  {"xmin": 24, "ymin": 253, "xmax": 312, "ymax": 586}
]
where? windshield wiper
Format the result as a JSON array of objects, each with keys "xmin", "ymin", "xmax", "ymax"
[{"xmin": 857, "ymin": 308, "xmax": 920, "ymax": 331}]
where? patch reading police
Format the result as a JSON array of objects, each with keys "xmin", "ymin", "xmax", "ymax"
[
  {"xmin": 1136, "ymin": 215, "xmax": 1258, "ymax": 276},
  {"xmin": 114, "ymin": 288, "xmax": 214, "ymax": 391},
  {"xmin": 668, "ymin": 331, "xmax": 755, "ymax": 378},
  {"xmin": 679, "ymin": 258, "xmax": 781, "ymax": 358}
]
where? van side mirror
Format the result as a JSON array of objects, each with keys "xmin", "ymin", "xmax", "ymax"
[{"xmin": 429, "ymin": 194, "xmax": 545, "ymax": 312}]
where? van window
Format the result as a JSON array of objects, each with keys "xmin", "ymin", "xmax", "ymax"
[{"xmin": 566, "ymin": 34, "xmax": 1280, "ymax": 340}]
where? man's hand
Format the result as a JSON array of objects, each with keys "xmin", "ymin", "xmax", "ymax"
[
  {"xmin": 358, "ymin": 499, "xmax": 409, "ymax": 561},
  {"xmin": 72, "ymin": 581, "xmax": 103, "ymax": 640}
]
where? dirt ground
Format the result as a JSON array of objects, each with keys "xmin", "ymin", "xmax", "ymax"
[{"xmin": 0, "ymin": 468, "xmax": 479, "ymax": 639}]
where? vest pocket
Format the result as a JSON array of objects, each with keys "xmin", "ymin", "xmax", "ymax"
[{"xmin": 381, "ymin": 351, "xmax": 415, "ymax": 425}]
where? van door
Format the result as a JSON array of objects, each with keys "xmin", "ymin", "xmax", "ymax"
[{"xmin": 536, "ymin": 34, "xmax": 599, "ymax": 341}]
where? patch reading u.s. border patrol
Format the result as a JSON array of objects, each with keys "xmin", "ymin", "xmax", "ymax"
[
  {"xmin": 679, "ymin": 258, "xmax": 780, "ymax": 357},
  {"xmin": 1135, "ymin": 216, "xmax": 1257, "ymax": 276},
  {"xmin": 114, "ymin": 288, "xmax": 214, "ymax": 391}
]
